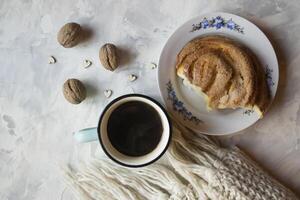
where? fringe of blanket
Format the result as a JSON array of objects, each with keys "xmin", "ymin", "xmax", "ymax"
[{"xmin": 62, "ymin": 121, "xmax": 298, "ymax": 200}]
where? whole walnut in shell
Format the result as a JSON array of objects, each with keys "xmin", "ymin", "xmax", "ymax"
[
  {"xmin": 63, "ymin": 79, "xmax": 86, "ymax": 104},
  {"xmin": 99, "ymin": 43, "xmax": 119, "ymax": 71},
  {"xmin": 57, "ymin": 23, "xmax": 81, "ymax": 48}
]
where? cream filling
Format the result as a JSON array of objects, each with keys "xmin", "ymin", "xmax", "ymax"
[
  {"xmin": 176, "ymin": 66, "xmax": 263, "ymax": 118},
  {"xmin": 177, "ymin": 66, "xmax": 212, "ymax": 110}
]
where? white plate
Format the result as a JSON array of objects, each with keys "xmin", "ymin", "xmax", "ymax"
[{"xmin": 158, "ymin": 12, "xmax": 278, "ymax": 135}]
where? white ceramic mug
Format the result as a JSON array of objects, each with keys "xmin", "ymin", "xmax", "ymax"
[{"xmin": 74, "ymin": 94, "xmax": 172, "ymax": 167}]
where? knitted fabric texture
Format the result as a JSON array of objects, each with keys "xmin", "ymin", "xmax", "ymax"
[{"xmin": 63, "ymin": 121, "xmax": 298, "ymax": 200}]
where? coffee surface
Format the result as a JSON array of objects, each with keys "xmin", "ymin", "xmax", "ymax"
[{"xmin": 107, "ymin": 101, "xmax": 163, "ymax": 157}]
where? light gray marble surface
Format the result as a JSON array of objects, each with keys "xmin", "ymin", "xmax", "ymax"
[{"xmin": 1, "ymin": 0, "xmax": 300, "ymax": 199}]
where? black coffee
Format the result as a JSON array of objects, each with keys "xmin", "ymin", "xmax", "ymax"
[{"xmin": 107, "ymin": 101, "xmax": 163, "ymax": 157}]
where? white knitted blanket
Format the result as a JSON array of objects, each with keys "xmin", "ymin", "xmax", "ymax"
[{"xmin": 63, "ymin": 122, "xmax": 298, "ymax": 200}]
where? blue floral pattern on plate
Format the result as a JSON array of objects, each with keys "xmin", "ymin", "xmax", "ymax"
[
  {"xmin": 166, "ymin": 81, "xmax": 203, "ymax": 125},
  {"xmin": 265, "ymin": 65, "xmax": 275, "ymax": 88},
  {"xmin": 243, "ymin": 109, "xmax": 254, "ymax": 116},
  {"xmin": 191, "ymin": 16, "xmax": 244, "ymax": 34}
]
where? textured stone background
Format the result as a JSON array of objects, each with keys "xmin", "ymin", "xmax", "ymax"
[{"xmin": 0, "ymin": 0, "xmax": 299, "ymax": 199}]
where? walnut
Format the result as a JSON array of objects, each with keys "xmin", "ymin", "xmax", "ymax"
[
  {"xmin": 63, "ymin": 79, "xmax": 86, "ymax": 104},
  {"xmin": 99, "ymin": 43, "xmax": 119, "ymax": 71},
  {"xmin": 57, "ymin": 23, "xmax": 81, "ymax": 48}
]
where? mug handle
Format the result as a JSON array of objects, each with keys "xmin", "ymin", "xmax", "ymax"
[{"xmin": 73, "ymin": 127, "xmax": 98, "ymax": 143}]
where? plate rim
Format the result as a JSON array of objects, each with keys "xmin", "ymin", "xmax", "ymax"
[{"xmin": 157, "ymin": 12, "xmax": 279, "ymax": 135}]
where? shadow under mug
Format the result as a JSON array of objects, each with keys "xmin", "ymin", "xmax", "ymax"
[{"xmin": 74, "ymin": 94, "xmax": 172, "ymax": 167}]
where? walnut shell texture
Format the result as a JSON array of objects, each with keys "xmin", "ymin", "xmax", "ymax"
[
  {"xmin": 57, "ymin": 23, "xmax": 81, "ymax": 48},
  {"xmin": 99, "ymin": 43, "xmax": 119, "ymax": 71},
  {"xmin": 63, "ymin": 79, "xmax": 86, "ymax": 104}
]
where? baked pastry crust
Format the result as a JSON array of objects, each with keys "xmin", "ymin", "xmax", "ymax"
[{"xmin": 176, "ymin": 36, "xmax": 270, "ymax": 117}]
